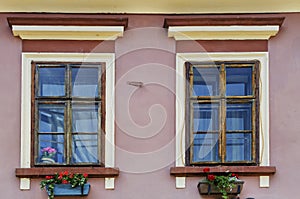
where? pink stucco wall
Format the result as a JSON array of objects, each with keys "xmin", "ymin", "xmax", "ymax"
[{"xmin": 0, "ymin": 13, "xmax": 299, "ymax": 199}]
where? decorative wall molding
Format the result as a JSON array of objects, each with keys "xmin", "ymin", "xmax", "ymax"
[
  {"xmin": 7, "ymin": 17, "xmax": 128, "ymax": 41},
  {"xmin": 164, "ymin": 17, "xmax": 285, "ymax": 27},
  {"xmin": 165, "ymin": 17, "xmax": 284, "ymax": 40},
  {"xmin": 168, "ymin": 25, "xmax": 280, "ymax": 40},
  {"xmin": 11, "ymin": 25, "xmax": 124, "ymax": 40}
]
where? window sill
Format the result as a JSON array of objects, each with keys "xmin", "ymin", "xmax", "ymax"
[
  {"xmin": 170, "ymin": 166, "xmax": 276, "ymax": 177},
  {"xmin": 15, "ymin": 167, "xmax": 119, "ymax": 178}
]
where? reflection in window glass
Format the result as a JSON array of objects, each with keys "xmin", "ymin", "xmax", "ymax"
[
  {"xmin": 193, "ymin": 133, "xmax": 219, "ymax": 162},
  {"xmin": 193, "ymin": 67, "xmax": 220, "ymax": 96},
  {"xmin": 226, "ymin": 103, "xmax": 252, "ymax": 131},
  {"xmin": 38, "ymin": 134, "xmax": 64, "ymax": 164},
  {"xmin": 72, "ymin": 67, "xmax": 99, "ymax": 97},
  {"xmin": 72, "ymin": 135, "xmax": 98, "ymax": 163},
  {"xmin": 38, "ymin": 67, "xmax": 65, "ymax": 97},
  {"xmin": 38, "ymin": 104, "xmax": 65, "ymax": 132},
  {"xmin": 226, "ymin": 133, "xmax": 252, "ymax": 162},
  {"xmin": 72, "ymin": 104, "xmax": 99, "ymax": 133},
  {"xmin": 226, "ymin": 67, "xmax": 252, "ymax": 96},
  {"xmin": 193, "ymin": 103, "xmax": 219, "ymax": 132}
]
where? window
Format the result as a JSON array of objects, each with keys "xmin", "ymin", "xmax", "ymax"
[
  {"xmin": 18, "ymin": 53, "xmax": 116, "ymax": 190},
  {"xmin": 33, "ymin": 62, "xmax": 105, "ymax": 165},
  {"xmin": 185, "ymin": 61, "xmax": 259, "ymax": 165}
]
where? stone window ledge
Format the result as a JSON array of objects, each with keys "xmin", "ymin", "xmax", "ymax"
[
  {"xmin": 16, "ymin": 167, "xmax": 119, "ymax": 178},
  {"xmin": 170, "ymin": 166, "xmax": 276, "ymax": 177}
]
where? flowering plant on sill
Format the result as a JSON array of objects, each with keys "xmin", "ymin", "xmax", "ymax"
[
  {"xmin": 40, "ymin": 171, "xmax": 88, "ymax": 199},
  {"xmin": 41, "ymin": 146, "xmax": 57, "ymax": 159},
  {"xmin": 202, "ymin": 167, "xmax": 240, "ymax": 199}
]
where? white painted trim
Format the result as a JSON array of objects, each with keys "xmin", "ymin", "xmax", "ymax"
[
  {"xmin": 175, "ymin": 177, "xmax": 186, "ymax": 189},
  {"xmin": 175, "ymin": 52, "xmax": 270, "ymax": 188},
  {"xmin": 20, "ymin": 53, "xmax": 116, "ymax": 190},
  {"xmin": 12, "ymin": 25, "xmax": 124, "ymax": 40},
  {"xmin": 175, "ymin": 55, "xmax": 186, "ymax": 188},
  {"xmin": 20, "ymin": 178, "xmax": 30, "ymax": 190},
  {"xmin": 104, "ymin": 53, "xmax": 116, "ymax": 189},
  {"xmin": 105, "ymin": 178, "xmax": 115, "ymax": 189},
  {"xmin": 168, "ymin": 25, "xmax": 280, "ymax": 40},
  {"xmin": 175, "ymin": 54, "xmax": 186, "ymax": 168}
]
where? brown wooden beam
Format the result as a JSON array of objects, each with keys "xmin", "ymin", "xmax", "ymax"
[
  {"xmin": 170, "ymin": 166, "xmax": 276, "ymax": 177},
  {"xmin": 164, "ymin": 17, "xmax": 285, "ymax": 28},
  {"xmin": 16, "ymin": 167, "xmax": 119, "ymax": 178},
  {"xmin": 7, "ymin": 17, "xmax": 128, "ymax": 28}
]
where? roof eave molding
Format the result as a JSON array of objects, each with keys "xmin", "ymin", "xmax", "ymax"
[
  {"xmin": 7, "ymin": 17, "xmax": 128, "ymax": 41},
  {"xmin": 164, "ymin": 17, "xmax": 285, "ymax": 40}
]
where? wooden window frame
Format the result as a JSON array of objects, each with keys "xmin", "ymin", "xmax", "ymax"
[
  {"xmin": 31, "ymin": 62, "xmax": 106, "ymax": 166},
  {"xmin": 185, "ymin": 61, "xmax": 260, "ymax": 166}
]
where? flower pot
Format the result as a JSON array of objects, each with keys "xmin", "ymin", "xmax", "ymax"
[
  {"xmin": 47, "ymin": 183, "xmax": 90, "ymax": 197},
  {"xmin": 197, "ymin": 180, "xmax": 244, "ymax": 196},
  {"xmin": 41, "ymin": 157, "xmax": 55, "ymax": 163}
]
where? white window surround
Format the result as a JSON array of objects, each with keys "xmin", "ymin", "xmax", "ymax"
[
  {"xmin": 175, "ymin": 52, "xmax": 270, "ymax": 188},
  {"xmin": 168, "ymin": 25, "xmax": 280, "ymax": 40},
  {"xmin": 11, "ymin": 25, "xmax": 124, "ymax": 40},
  {"xmin": 20, "ymin": 53, "xmax": 115, "ymax": 190}
]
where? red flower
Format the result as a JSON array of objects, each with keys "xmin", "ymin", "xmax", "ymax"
[
  {"xmin": 231, "ymin": 173, "xmax": 239, "ymax": 179},
  {"xmin": 63, "ymin": 171, "xmax": 69, "ymax": 176},
  {"xmin": 45, "ymin": 176, "xmax": 53, "ymax": 180},
  {"xmin": 203, "ymin": 167, "xmax": 210, "ymax": 173},
  {"xmin": 62, "ymin": 180, "xmax": 68, "ymax": 184},
  {"xmin": 83, "ymin": 173, "xmax": 88, "ymax": 178},
  {"xmin": 207, "ymin": 174, "xmax": 215, "ymax": 181},
  {"xmin": 58, "ymin": 174, "xmax": 63, "ymax": 179}
]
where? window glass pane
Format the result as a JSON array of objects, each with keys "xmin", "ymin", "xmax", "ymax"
[
  {"xmin": 192, "ymin": 133, "xmax": 219, "ymax": 162},
  {"xmin": 193, "ymin": 103, "xmax": 219, "ymax": 132},
  {"xmin": 38, "ymin": 104, "xmax": 65, "ymax": 132},
  {"xmin": 38, "ymin": 134, "xmax": 64, "ymax": 164},
  {"xmin": 38, "ymin": 67, "xmax": 65, "ymax": 96},
  {"xmin": 72, "ymin": 135, "xmax": 98, "ymax": 163},
  {"xmin": 72, "ymin": 104, "xmax": 99, "ymax": 133},
  {"xmin": 72, "ymin": 67, "xmax": 99, "ymax": 97},
  {"xmin": 193, "ymin": 67, "xmax": 220, "ymax": 96},
  {"xmin": 226, "ymin": 103, "xmax": 252, "ymax": 131},
  {"xmin": 226, "ymin": 67, "xmax": 252, "ymax": 96},
  {"xmin": 226, "ymin": 133, "xmax": 252, "ymax": 162}
]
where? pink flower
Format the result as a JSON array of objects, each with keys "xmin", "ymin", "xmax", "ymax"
[
  {"xmin": 48, "ymin": 148, "xmax": 56, "ymax": 153},
  {"xmin": 41, "ymin": 147, "xmax": 56, "ymax": 155},
  {"xmin": 41, "ymin": 147, "xmax": 50, "ymax": 152}
]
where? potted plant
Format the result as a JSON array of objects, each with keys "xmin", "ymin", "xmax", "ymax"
[
  {"xmin": 40, "ymin": 171, "xmax": 90, "ymax": 199},
  {"xmin": 41, "ymin": 147, "xmax": 57, "ymax": 163},
  {"xmin": 198, "ymin": 168, "xmax": 244, "ymax": 199}
]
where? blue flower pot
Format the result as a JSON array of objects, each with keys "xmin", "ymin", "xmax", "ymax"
[{"xmin": 47, "ymin": 183, "xmax": 90, "ymax": 196}]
